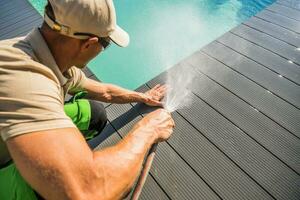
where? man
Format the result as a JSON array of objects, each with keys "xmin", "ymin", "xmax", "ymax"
[{"xmin": 0, "ymin": 0, "xmax": 175, "ymax": 199}]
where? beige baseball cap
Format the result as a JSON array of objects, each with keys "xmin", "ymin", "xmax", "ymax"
[{"xmin": 44, "ymin": 0, "xmax": 129, "ymax": 47}]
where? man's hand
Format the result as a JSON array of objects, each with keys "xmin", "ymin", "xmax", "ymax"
[
  {"xmin": 134, "ymin": 109, "xmax": 175, "ymax": 142},
  {"xmin": 143, "ymin": 84, "xmax": 167, "ymax": 107}
]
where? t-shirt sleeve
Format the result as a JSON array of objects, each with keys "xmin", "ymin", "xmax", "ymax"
[
  {"xmin": 0, "ymin": 64, "xmax": 76, "ymax": 141},
  {"xmin": 67, "ymin": 67, "xmax": 87, "ymax": 94}
]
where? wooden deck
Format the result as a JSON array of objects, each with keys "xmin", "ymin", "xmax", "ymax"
[{"xmin": 1, "ymin": 0, "xmax": 300, "ymax": 199}]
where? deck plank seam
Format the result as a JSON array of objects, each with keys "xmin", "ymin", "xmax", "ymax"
[
  {"xmin": 1, "ymin": 21, "xmax": 42, "ymax": 40},
  {"xmin": 0, "ymin": 5, "xmax": 37, "ymax": 20},
  {"xmin": 146, "ymin": 173, "xmax": 172, "ymax": 200},
  {"xmin": 265, "ymin": 8, "xmax": 300, "ymax": 22},
  {"xmin": 0, "ymin": 8, "xmax": 35, "ymax": 25},
  {"xmin": 0, "ymin": 16, "xmax": 40, "ymax": 37},
  {"xmin": 229, "ymin": 30, "xmax": 300, "ymax": 67},
  {"xmin": 144, "ymin": 83, "xmax": 277, "ymax": 200},
  {"xmin": 1, "ymin": 18, "xmax": 43, "ymax": 39},
  {"xmin": 0, "ymin": 0, "xmax": 23, "ymax": 8},
  {"xmin": 200, "ymin": 49, "xmax": 300, "ymax": 110},
  {"xmin": 191, "ymin": 88, "xmax": 300, "ymax": 175},
  {"xmin": 129, "ymin": 96, "xmax": 225, "ymax": 200},
  {"xmin": 183, "ymin": 62, "xmax": 300, "ymax": 176},
  {"xmin": 254, "ymin": 14, "xmax": 300, "ymax": 35},
  {"xmin": 151, "ymin": 77, "xmax": 300, "ymax": 175},
  {"xmin": 0, "ymin": 14, "xmax": 42, "ymax": 35},
  {"xmin": 215, "ymin": 40, "xmax": 300, "ymax": 87},
  {"xmin": 275, "ymin": 2, "xmax": 300, "ymax": 12},
  {"xmin": 241, "ymin": 22, "xmax": 299, "ymax": 48},
  {"xmin": 187, "ymin": 58, "xmax": 300, "ymax": 140},
  {"xmin": 0, "ymin": 3, "xmax": 30, "ymax": 18}
]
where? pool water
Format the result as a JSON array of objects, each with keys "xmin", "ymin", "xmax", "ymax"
[{"xmin": 29, "ymin": 0, "xmax": 275, "ymax": 90}]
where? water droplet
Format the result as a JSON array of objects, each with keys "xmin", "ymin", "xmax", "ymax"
[
  {"xmin": 296, "ymin": 48, "xmax": 300, "ymax": 51},
  {"xmin": 288, "ymin": 60, "xmax": 294, "ymax": 64},
  {"xmin": 278, "ymin": 74, "xmax": 283, "ymax": 78},
  {"xmin": 267, "ymin": 90, "xmax": 272, "ymax": 94},
  {"xmin": 254, "ymin": 108, "xmax": 259, "ymax": 112}
]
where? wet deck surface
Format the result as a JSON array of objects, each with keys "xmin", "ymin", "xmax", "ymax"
[{"xmin": 1, "ymin": 0, "xmax": 300, "ymax": 199}]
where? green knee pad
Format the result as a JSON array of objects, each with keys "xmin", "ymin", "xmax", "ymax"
[
  {"xmin": 64, "ymin": 99, "xmax": 91, "ymax": 131},
  {"xmin": 64, "ymin": 91, "xmax": 98, "ymax": 140},
  {"xmin": 0, "ymin": 162, "xmax": 37, "ymax": 200}
]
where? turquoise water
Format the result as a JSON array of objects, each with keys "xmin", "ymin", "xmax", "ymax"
[{"xmin": 29, "ymin": 0, "xmax": 275, "ymax": 90}]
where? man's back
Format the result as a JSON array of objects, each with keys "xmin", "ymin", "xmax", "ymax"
[
  {"xmin": 0, "ymin": 32, "xmax": 82, "ymax": 165},
  {"xmin": 0, "ymin": 36, "xmax": 42, "ymax": 164}
]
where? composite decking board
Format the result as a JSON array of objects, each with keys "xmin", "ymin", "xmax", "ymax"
[
  {"xmin": 0, "ymin": 16, "xmax": 42, "ymax": 39},
  {"xmin": 202, "ymin": 41, "xmax": 300, "ymax": 110},
  {"xmin": 147, "ymin": 74, "xmax": 300, "ymax": 200},
  {"xmin": 93, "ymin": 123, "xmax": 121, "ymax": 150},
  {"xmin": 0, "ymin": 0, "xmax": 42, "ymax": 40},
  {"xmin": 0, "ymin": 15, "xmax": 42, "ymax": 37},
  {"xmin": 0, "ymin": 19, "xmax": 42, "ymax": 40},
  {"xmin": 0, "ymin": 9, "xmax": 37, "ymax": 29},
  {"xmin": 106, "ymin": 104, "xmax": 220, "ymax": 200},
  {"xmin": 0, "ymin": 19, "xmax": 43, "ymax": 40},
  {"xmin": 276, "ymin": 0, "xmax": 300, "ymax": 11},
  {"xmin": 153, "ymin": 57, "xmax": 300, "ymax": 174},
  {"xmin": 0, "ymin": 0, "xmax": 14, "ymax": 5},
  {"xmin": 92, "ymin": 123, "xmax": 169, "ymax": 200},
  {"xmin": 149, "ymin": 142, "xmax": 220, "ymax": 200},
  {"xmin": 139, "ymin": 175, "xmax": 170, "ymax": 200},
  {"xmin": 0, "ymin": 9, "xmax": 35, "ymax": 27},
  {"xmin": 217, "ymin": 32, "xmax": 300, "ymax": 86},
  {"xmin": 231, "ymin": 24, "xmax": 300, "ymax": 65},
  {"xmin": 245, "ymin": 16, "xmax": 300, "ymax": 47},
  {"xmin": 0, "ymin": 0, "xmax": 28, "ymax": 11},
  {"xmin": 0, "ymin": 0, "xmax": 37, "ymax": 20},
  {"xmin": 88, "ymin": 74, "xmax": 99, "ymax": 80},
  {"xmin": 82, "ymin": 67, "xmax": 94, "ymax": 78},
  {"xmin": 0, "ymin": 0, "xmax": 33, "ymax": 19},
  {"xmin": 187, "ymin": 52, "xmax": 300, "ymax": 136},
  {"xmin": 0, "ymin": 3, "xmax": 32, "ymax": 20},
  {"xmin": 256, "ymin": 9, "xmax": 300, "ymax": 33},
  {"xmin": 267, "ymin": 2, "xmax": 300, "ymax": 21}
]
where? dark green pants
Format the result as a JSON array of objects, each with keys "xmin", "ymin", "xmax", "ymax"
[{"xmin": 0, "ymin": 97, "xmax": 107, "ymax": 200}]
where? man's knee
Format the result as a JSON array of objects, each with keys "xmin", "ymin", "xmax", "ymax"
[{"xmin": 88, "ymin": 100, "xmax": 107, "ymax": 132}]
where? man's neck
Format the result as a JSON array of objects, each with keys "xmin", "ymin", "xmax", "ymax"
[{"xmin": 39, "ymin": 27, "xmax": 70, "ymax": 73}]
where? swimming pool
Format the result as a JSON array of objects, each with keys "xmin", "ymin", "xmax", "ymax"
[{"xmin": 28, "ymin": 0, "xmax": 275, "ymax": 90}]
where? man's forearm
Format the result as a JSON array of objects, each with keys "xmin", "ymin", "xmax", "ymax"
[
  {"xmin": 91, "ymin": 123, "xmax": 157, "ymax": 199},
  {"xmin": 83, "ymin": 78, "xmax": 146, "ymax": 104},
  {"xmin": 8, "ymin": 125, "xmax": 157, "ymax": 200},
  {"xmin": 100, "ymin": 83, "xmax": 145, "ymax": 103}
]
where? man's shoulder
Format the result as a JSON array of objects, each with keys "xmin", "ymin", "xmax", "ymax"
[
  {"xmin": 0, "ymin": 36, "xmax": 36, "ymax": 61},
  {"xmin": 0, "ymin": 37, "xmax": 60, "ymax": 86}
]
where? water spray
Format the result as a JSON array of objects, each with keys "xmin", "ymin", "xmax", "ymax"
[{"xmin": 131, "ymin": 64, "xmax": 196, "ymax": 199}]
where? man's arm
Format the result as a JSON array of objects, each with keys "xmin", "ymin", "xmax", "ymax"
[
  {"xmin": 80, "ymin": 77, "xmax": 167, "ymax": 106},
  {"xmin": 6, "ymin": 109, "xmax": 174, "ymax": 200}
]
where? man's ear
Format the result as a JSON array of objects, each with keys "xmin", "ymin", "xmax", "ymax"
[{"xmin": 80, "ymin": 37, "xmax": 99, "ymax": 51}]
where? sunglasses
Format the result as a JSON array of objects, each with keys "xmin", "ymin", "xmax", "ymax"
[
  {"xmin": 98, "ymin": 37, "xmax": 111, "ymax": 49},
  {"xmin": 73, "ymin": 32, "xmax": 111, "ymax": 50}
]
